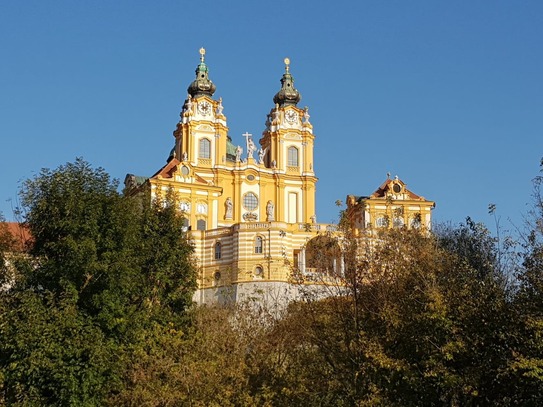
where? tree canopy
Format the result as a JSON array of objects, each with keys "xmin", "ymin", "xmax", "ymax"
[
  {"xmin": 1, "ymin": 158, "xmax": 543, "ymax": 405},
  {"xmin": 0, "ymin": 158, "xmax": 196, "ymax": 405}
]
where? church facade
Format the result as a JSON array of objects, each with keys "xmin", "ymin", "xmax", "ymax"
[{"xmin": 125, "ymin": 49, "xmax": 434, "ymax": 305}]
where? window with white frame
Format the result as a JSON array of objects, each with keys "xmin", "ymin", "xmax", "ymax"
[
  {"xmin": 376, "ymin": 216, "xmax": 389, "ymax": 228},
  {"xmin": 199, "ymin": 138, "xmax": 211, "ymax": 159},
  {"xmin": 287, "ymin": 146, "xmax": 299, "ymax": 167},
  {"xmin": 255, "ymin": 236, "xmax": 263, "ymax": 254},
  {"xmin": 393, "ymin": 217, "xmax": 404, "ymax": 228}
]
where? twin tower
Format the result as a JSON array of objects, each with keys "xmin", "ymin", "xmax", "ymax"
[
  {"xmin": 125, "ymin": 49, "xmax": 434, "ymax": 304},
  {"xmin": 126, "ymin": 49, "xmax": 320, "ymax": 304}
]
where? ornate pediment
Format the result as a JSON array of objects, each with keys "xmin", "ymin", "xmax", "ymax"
[
  {"xmin": 284, "ymin": 132, "xmax": 302, "ymax": 140},
  {"xmin": 196, "ymin": 124, "xmax": 214, "ymax": 132}
]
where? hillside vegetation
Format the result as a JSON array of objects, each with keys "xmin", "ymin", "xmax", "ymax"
[{"xmin": 1, "ymin": 158, "xmax": 542, "ymax": 406}]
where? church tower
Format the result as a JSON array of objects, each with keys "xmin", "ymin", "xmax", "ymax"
[
  {"xmin": 259, "ymin": 58, "xmax": 317, "ymax": 224},
  {"xmin": 173, "ymin": 48, "xmax": 229, "ymax": 170}
]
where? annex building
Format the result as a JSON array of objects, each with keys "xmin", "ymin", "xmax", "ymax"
[{"xmin": 125, "ymin": 49, "xmax": 435, "ymax": 305}]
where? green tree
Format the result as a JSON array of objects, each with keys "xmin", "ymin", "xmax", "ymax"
[
  {"xmin": 0, "ymin": 159, "xmax": 196, "ymax": 405},
  {"xmin": 0, "ymin": 291, "xmax": 114, "ymax": 406},
  {"xmin": 507, "ymin": 159, "xmax": 543, "ymax": 404}
]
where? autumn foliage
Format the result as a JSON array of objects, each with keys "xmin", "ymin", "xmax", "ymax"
[{"xmin": 1, "ymin": 158, "xmax": 543, "ymax": 406}]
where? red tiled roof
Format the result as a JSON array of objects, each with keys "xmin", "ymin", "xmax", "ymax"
[{"xmin": 1, "ymin": 222, "xmax": 31, "ymax": 252}]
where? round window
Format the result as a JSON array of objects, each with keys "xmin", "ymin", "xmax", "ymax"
[
  {"xmin": 243, "ymin": 192, "xmax": 258, "ymax": 211},
  {"xmin": 393, "ymin": 183, "xmax": 402, "ymax": 193},
  {"xmin": 181, "ymin": 165, "xmax": 190, "ymax": 176},
  {"xmin": 247, "ymin": 174, "xmax": 255, "ymax": 181}
]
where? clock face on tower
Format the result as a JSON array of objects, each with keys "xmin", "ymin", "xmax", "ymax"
[
  {"xmin": 198, "ymin": 101, "xmax": 212, "ymax": 116},
  {"xmin": 284, "ymin": 109, "xmax": 299, "ymax": 124}
]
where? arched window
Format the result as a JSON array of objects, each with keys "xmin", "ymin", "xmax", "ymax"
[
  {"xmin": 287, "ymin": 146, "xmax": 298, "ymax": 167},
  {"xmin": 255, "ymin": 236, "xmax": 263, "ymax": 254},
  {"xmin": 411, "ymin": 213, "xmax": 422, "ymax": 229},
  {"xmin": 199, "ymin": 138, "xmax": 211, "ymax": 159},
  {"xmin": 376, "ymin": 216, "xmax": 389, "ymax": 228},
  {"xmin": 214, "ymin": 242, "xmax": 221, "ymax": 260},
  {"xmin": 179, "ymin": 201, "xmax": 190, "ymax": 213},
  {"xmin": 393, "ymin": 217, "xmax": 405, "ymax": 228}
]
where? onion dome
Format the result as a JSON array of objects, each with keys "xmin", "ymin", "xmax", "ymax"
[
  {"xmin": 187, "ymin": 48, "xmax": 216, "ymax": 98},
  {"xmin": 273, "ymin": 57, "xmax": 301, "ymax": 107}
]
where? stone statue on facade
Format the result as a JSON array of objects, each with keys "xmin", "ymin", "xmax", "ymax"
[
  {"xmin": 216, "ymin": 97, "xmax": 224, "ymax": 116},
  {"xmin": 224, "ymin": 197, "xmax": 233, "ymax": 220},
  {"xmin": 183, "ymin": 94, "xmax": 193, "ymax": 116},
  {"xmin": 235, "ymin": 145, "xmax": 243, "ymax": 162},
  {"xmin": 242, "ymin": 132, "xmax": 257, "ymax": 160},
  {"xmin": 303, "ymin": 106, "xmax": 311, "ymax": 124},
  {"xmin": 266, "ymin": 200, "xmax": 275, "ymax": 221},
  {"xmin": 272, "ymin": 103, "xmax": 280, "ymax": 125},
  {"xmin": 247, "ymin": 138, "xmax": 257, "ymax": 159},
  {"xmin": 258, "ymin": 147, "xmax": 267, "ymax": 165}
]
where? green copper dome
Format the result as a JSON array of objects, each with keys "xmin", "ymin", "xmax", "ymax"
[
  {"xmin": 187, "ymin": 48, "xmax": 216, "ymax": 98},
  {"xmin": 273, "ymin": 57, "xmax": 301, "ymax": 107}
]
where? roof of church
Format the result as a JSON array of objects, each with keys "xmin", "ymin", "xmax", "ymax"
[
  {"xmin": 150, "ymin": 158, "xmax": 181, "ymax": 179},
  {"xmin": 273, "ymin": 57, "xmax": 301, "ymax": 107},
  {"xmin": 187, "ymin": 48, "xmax": 216, "ymax": 98},
  {"xmin": 370, "ymin": 178, "xmax": 424, "ymax": 200}
]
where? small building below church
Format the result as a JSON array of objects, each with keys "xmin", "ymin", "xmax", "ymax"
[{"xmin": 346, "ymin": 176, "xmax": 435, "ymax": 236}]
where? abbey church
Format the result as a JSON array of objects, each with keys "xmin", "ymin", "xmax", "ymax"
[{"xmin": 125, "ymin": 49, "xmax": 435, "ymax": 304}]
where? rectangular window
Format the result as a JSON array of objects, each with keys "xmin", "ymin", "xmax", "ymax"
[
  {"xmin": 199, "ymin": 138, "xmax": 211, "ymax": 159},
  {"xmin": 255, "ymin": 236, "xmax": 263, "ymax": 254},
  {"xmin": 287, "ymin": 146, "xmax": 298, "ymax": 167},
  {"xmin": 288, "ymin": 192, "xmax": 298, "ymax": 223}
]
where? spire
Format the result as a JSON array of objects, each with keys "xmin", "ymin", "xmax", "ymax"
[
  {"xmin": 273, "ymin": 57, "xmax": 301, "ymax": 107},
  {"xmin": 187, "ymin": 47, "xmax": 216, "ymax": 98}
]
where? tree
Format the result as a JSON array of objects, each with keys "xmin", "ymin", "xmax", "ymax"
[
  {"xmin": 506, "ymin": 158, "xmax": 543, "ymax": 404},
  {"xmin": 0, "ymin": 158, "xmax": 196, "ymax": 405},
  {"xmin": 275, "ymin": 225, "xmax": 517, "ymax": 405}
]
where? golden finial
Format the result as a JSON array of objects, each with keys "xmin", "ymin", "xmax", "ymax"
[
  {"xmin": 284, "ymin": 57, "xmax": 290, "ymax": 73},
  {"xmin": 199, "ymin": 47, "xmax": 206, "ymax": 62}
]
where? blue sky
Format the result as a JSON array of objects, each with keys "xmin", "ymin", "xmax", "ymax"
[{"xmin": 1, "ymin": 1, "xmax": 542, "ymax": 231}]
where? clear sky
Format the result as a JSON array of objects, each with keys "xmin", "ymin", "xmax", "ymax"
[{"xmin": 1, "ymin": 1, "xmax": 542, "ymax": 231}]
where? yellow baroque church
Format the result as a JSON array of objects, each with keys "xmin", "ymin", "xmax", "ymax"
[{"xmin": 125, "ymin": 49, "xmax": 435, "ymax": 305}]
